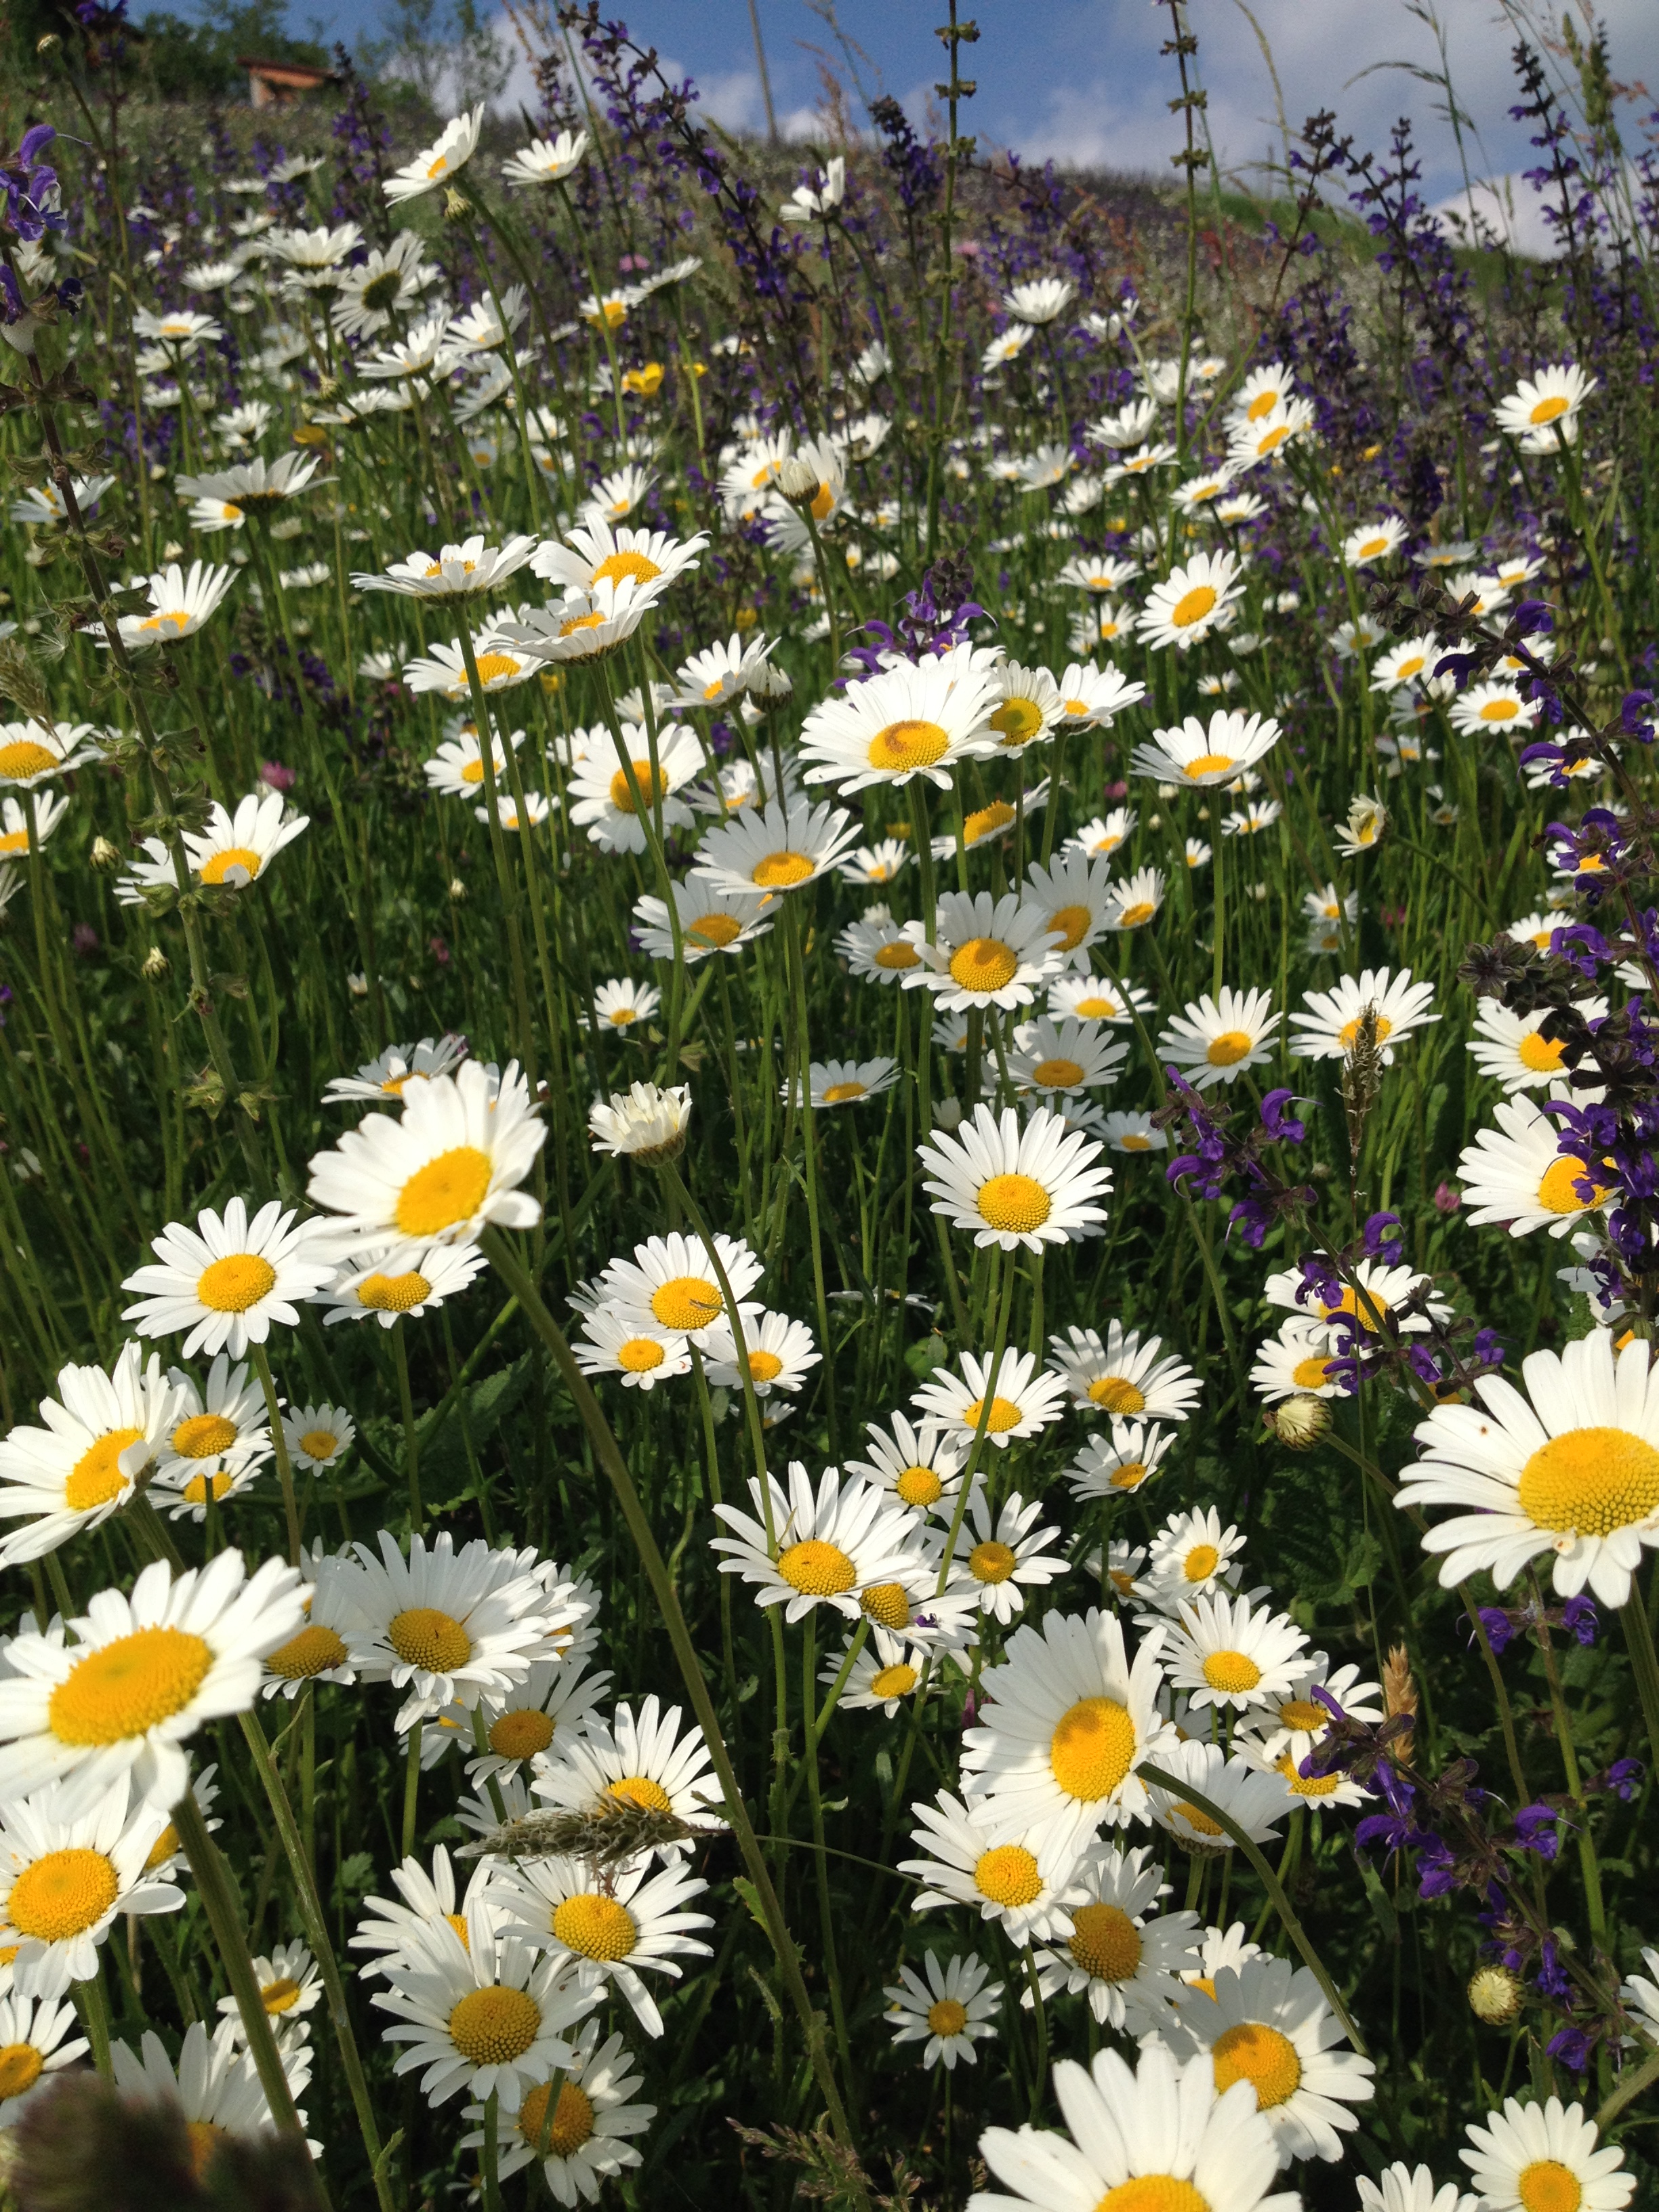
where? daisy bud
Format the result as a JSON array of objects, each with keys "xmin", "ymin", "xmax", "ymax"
[
  {"xmin": 588, "ymin": 1081, "xmax": 691, "ymax": 1166},
  {"xmin": 449, "ymin": 876, "xmax": 466, "ymax": 901},
  {"xmin": 442, "ymin": 185, "xmax": 473, "ymax": 222},
  {"xmin": 346, "ymin": 972, "xmax": 369, "ymax": 998},
  {"xmin": 1263, "ymin": 1393, "xmax": 1330, "ymax": 1451},
  {"xmin": 141, "ymin": 945, "xmax": 168, "ymax": 978},
  {"xmin": 934, "ymin": 1097, "xmax": 965, "ymax": 1130},
  {"xmin": 777, "ymin": 455, "xmax": 821, "ymax": 503},
  {"xmin": 89, "ymin": 835, "xmax": 120, "ymax": 870},
  {"xmin": 1467, "ymin": 1964, "xmax": 1523, "ymax": 2024}
]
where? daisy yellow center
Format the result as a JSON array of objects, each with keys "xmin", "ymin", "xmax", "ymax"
[
  {"xmin": 1358, "ymin": 536, "xmax": 1389, "ymax": 558},
  {"xmin": 1171, "ymin": 586, "xmax": 1218, "ymax": 630},
  {"xmin": 1183, "ymin": 1544, "xmax": 1220, "ymax": 1582},
  {"xmin": 1122, "ymin": 1134, "xmax": 1152, "ymax": 1151},
  {"xmin": 753, "ymin": 850, "xmax": 813, "ymax": 888},
  {"xmin": 475, "ymin": 653, "xmax": 523, "ymax": 682},
  {"xmin": 993, "ymin": 699, "xmax": 1044, "ymax": 745},
  {"xmin": 552, "ymin": 1893, "xmax": 636, "ymax": 1962},
  {"xmin": 896, "ymin": 1466, "xmax": 942, "ymax": 1508},
  {"xmin": 0, "ymin": 741, "xmax": 56, "ymax": 779},
  {"xmin": 143, "ymin": 1825, "xmax": 178, "ymax": 1872},
  {"xmin": 977, "ymin": 1172, "xmax": 1052, "ymax": 1234},
  {"xmin": 299, "ymin": 1429, "xmax": 340, "ymax": 1460},
  {"xmin": 1518, "ymin": 1031, "xmax": 1566, "ymax": 1072},
  {"xmin": 1212, "ymin": 2020, "xmax": 1302, "ymax": 2108},
  {"xmin": 609, "ymin": 761, "xmax": 668, "ymax": 813},
  {"xmin": 874, "ymin": 941, "xmax": 920, "ymax": 970},
  {"xmin": 1278, "ymin": 1698, "xmax": 1328, "ymax": 1733},
  {"xmin": 197, "ymin": 1254, "xmax": 276, "ymax": 1312},
  {"xmin": 1538, "ymin": 1157, "xmax": 1612, "ymax": 1214},
  {"xmin": 1033, "ymin": 1057, "xmax": 1084, "ymax": 1088},
  {"xmin": 1247, "ymin": 390, "xmax": 1281, "ymax": 421},
  {"xmin": 459, "ymin": 760, "xmax": 487, "ymax": 785},
  {"xmin": 949, "ymin": 938, "xmax": 1019, "ymax": 994},
  {"xmin": 1047, "ymin": 903, "xmax": 1092, "ymax": 951},
  {"xmin": 49, "ymin": 1626, "xmax": 213, "ymax": 1746},
  {"xmin": 356, "ymin": 1270, "xmax": 432, "ymax": 1313},
  {"xmin": 962, "ymin": 1395, "xmax": 1023, "ymax": 1434},
  {"xmin": 1111, "ymin": 1458, "xmax": 1150, "ymax": 1490},
  {"xmin": 199, "ymin": 846, "xmax": 263, "ymax": 885},
  {"xmin": 1277, "ymin": 1753, "xmax": 1343, "ymax": 1799},
  {"xmin": 173, "ymin": 1414, "xmax": 239, "ymax": 1460},
  {"xmin": 1516, "ymin": 2162, "xmax": 1582, "ymax": 2212},
  {"xmin": 649, "ymin": 1275, "xmax": 722, "ymax": 1332},
  {"xmin": 975, "ymin": 1844, "xmax": 1042, "ymax": 1907},
  {"xmin": 822, "ymin": 1081, "xmax": 867, "ymax": 1104},
  {"xmin": 1074, "ymin": 996, "xmax": 1115, "ymax": 1018},
  {"xmin": 1479, "ymin": 697, "xmax": 1519, "ymax": 722},
  {"xmin": 182, "ymin": 1473, "xmax": 232, "ymax": 1504},
  {"xmin": 66, "ymin": 1427, "xmax": 144, "ymax": 1513},
  {"xmin": 778, "ymin": 1539, "xmax": 857, "ymax": 1597},
  {"xmin": 518, "ymin": 2078, "xmax": 595, "ymax": 2156},
  {"xmin": 1336, "ymin": 1013, "xmax": 1395, "ymax": 1050},
  {"xmin": 0, "ymin": 830, "xmax": 25, "ymax": 855},
  {"xmin": 1288, "ymin": 1353, "xmax": 1332, "ymax": 1391},
  {"xmin": 592, "ymin": 550, "xmax": 661, "ymax": 589},
  {"xmin": 0, "ymin": 2044, "xmax": 43, "ymax": 2098},
  {"xmin": 1182, "ymin": 752, "xmax": 1233, "ymax": 779},
  {"xmin": 1202, "ymin": 1649, "xmax": 1263, "ymax": 1695},
  {"xmin": 1517, "ymin": 1427, "xmax": 1659, "ymax": 1537},
  {"xmin": 861, "ymin": 1582, "xmax": 912, "ymax": 1628},
  {"xmin": 870, "ymin": 1662, "xmax": 918, "ymax": 1699},
  {"xmin": 617, "ymin": 1337, "xmax": 665, "ymax": 1373},
  {"xmin": 489, "ymin": 1708, "xmax": 556, "ymax": 1759},
  {"xmin": 964, "ymin": 801, "xmax": 1016, "ymax": 844},
  {"xmin": 1050, "ymin": 1695, "xmax": 1137, "ymax": 1801},
  {"xmin": 1088, "ymin": 1376, "xmax": 1145, "ymax": 1414},
  {"xmin": 388, "ymin": 1607, "xmax": 472, "ymax": 1673},
  {"xmin": 6, "ymin": 1848, "xmax": 119, "ymax": 1940},
  {"xmin": 560, "ymin": 613, "xmax": 609, "ymax": 639},
  {"xmin": 262, "ymin": 1975, "xmax": 302, "ymax": 2014},
  {"xmin": 607, "ymin": 1007, "xmax": 639, "ymax": 1025},
  {"xmin": 926, "ymin": 1998, "xmax": 968, "ymax": 2038},
  {"xmin": 1530, "ymin": 396, "xmax": 1571, "ymax": 425},
  {"xmin": 395, "ymin": 1145, "xmax": 492, "ymax": 1237},
  {"xmin": 607, "ymin": 1774, "xmax": 672, "ymax": 1812},
  {"xmin": 1118, "ymin": 900, "xmax": 1157, "ymax": 926},
  {"xmin": 745, "ymin": 1349, "xmax": 785, "ymax": 1382},
  {"xmin": 1205, "ymin": 1031, "xmax": 1254, "ymax": 1067},
  {"xmin": 448, "ymin": 1984, "xmax": 541, "ymax": 2064},
  {"xmin": 187, "ymin": 2123, "xmax": 227, "ymax": 2179},
  {"xmin": 865, "ymin": 717, "xmax": 951, "ymax": 774},
  {"xmin": 1097, "ymin": 2181, "xmax": 1210, "ymax": 2212},
  {"xmin": 689, "ymin": 914, "xmax": 743, "ymax": 948},
  {"xmin": 1069, "ymin": 1901, "xmax": 1142, "ymax": 1982},
  {"xmin": 266, "ymin": 1623, "xmax": 348, "ymax": 1680},
  {"xmin": 447, "ymin": 1912, "xmax": 471, "ymax": 1949},
  {"xmin": 970, "ymin": 1540, "xmax": 1019, "ymax": 1584}
]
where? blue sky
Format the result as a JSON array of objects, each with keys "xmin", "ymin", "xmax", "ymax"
[{"xmin": 276, "ymin": 0, "xmax": 1659, "ymax": 241}]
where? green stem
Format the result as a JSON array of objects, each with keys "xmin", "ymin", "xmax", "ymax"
[
  {"xmin": 250, "ymin": 1343, "xmax": 302, "ymax": 1567},
  {"xmin": 1620, "ymin": 1594, "xmax": 1659, "ymax": 1782}
]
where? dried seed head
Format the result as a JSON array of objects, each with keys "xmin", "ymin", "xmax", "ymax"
[
  {"xmin": 459, "ymin": 1801, "xmax": 696, "ymax": 1871},
  {"xmin": 1382, "ymin": 1643, "xmax": 1417, "ymax": 1759}
]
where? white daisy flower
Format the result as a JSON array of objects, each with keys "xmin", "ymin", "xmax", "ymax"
[
  {"xmin": 905, "ymin": 889, "xmax": 1067, "ymax": 1013},
  {"xmin": 1469, "ymin": 1001, "xmax": 1606, "ymax": 1096},
  {"xmin": 959, "ymin": 1490, "xmax": 1066, "ymax": 1622},
  {"xmin": 1049, "ymin": 973, "xmax": 1155, "ymax": 1026},
  {"xmin": 1065, "ymin": 809, "xmax": 1138, "ymax": 867},
  {"xmin": 0, "ymin": 1782, "xmax": 180, "ymax": 1999},
  {"xmin": 531, "ymin": 1696, "xmax": 725, "ymax": 1851},
  {"xmin": 1048, "ymin": 1322, "xmax": 1200, "ymax": 1421},
  {"xmin": 0, "ymin": 1551, "xmax": 306, "ymax": 1815},
  {"xmin": 846, "ymin": 1415, "xmax": 970, "ymax": 1518},
  {"xmin": 825, "ymin": 1629, "xmax": 952, "ymax": 1715},
  {"xmin": 350, "ymin": 1846, "xmax": 498, "ymax": 1979},
  {"xmin": 1132, "ymin": 709, "xmax": 1279, "ymax": 789},
  {"xmin": 838, "ymin": 912, "xmax": 925, "ymax": 984},
  {"xmin": 973, "ymin": 2043, "xmax": 1289, "ymax": 2212},
  {"xmin": 216, "ymin": 1938, "xmax": 323, "ymax": 2045},
  {"xmin": 901, "ymin": 1788, "xmax": 1086, "ymax": 1944},
  {"xmin": 422, "ymin": 723, "xmax": 525, "ymax": 802},
  {"xmin": 346, "ymin": 1531, "xmax": 565, "ymax": 1732},
  {"xmin": 155, "ymin": 1352, "xmax": 271, "ymax": 1483},
  {"xmin": 1099, "ymin": 1111, "xmax": 1168, "ymax": 1154},
  {"xmin": 838, "ymin": 838, "xmax": 911, "ymax": 888},
  {"xmin": 884, "ymin": 1950, "xmax": 1002, "ymax": 2070},
  {"xmin": 1008, "ymin": 1016, "xmax": 1129, "ymax": 1098},
  {"xmin": 702, "ymin": 1309, "xmax": 820, "ymax": 1398},
  {"xmin": 373, "ymin": 1899, "xmax": 597, "ymax": 2109},
  {"xmin": 1261, "ymin": 1254, "xmax": 1448, "ymax": 1346},
  {"xmin": 322, "ymin": 1034, "xmax": 468, "ymax": 1105},
  {"xmin": 591, "ymin": 978, "xmax": 661, "ymax": 1032},
  {"xmin": 1397, "ymin": 1328, "xmax": 1659, "ymax": 1607},
  {"xmin": 711, "ymin": 1462, "xmax": 924, "ymax": 1624},
  {"xmin": 1102, "ymin": 865, "xmax": 1167, "ymax": 931},
  {"xmin": 567, "ymin": 722, "xmax": 703, "ymax": 854},
  {"xmin": 1026, "ymin": 1841, "xmax": 1200, "ymax": 2030},
  {"xmin": 112, "ymin": 2018, "xmax": 312, "ymax": 2162},
  {"xmin": 918, "ymin": 1103, "xmax": 1112, "ymax": 1252},
  {"xmin": 1462, "ymin": 2094, "xmax": 1631, "ymax": 2212},
  {"xmin": 1334, "ymin": 794, "xmax": 1387, "ymax": 857},
  {"xmin": 592, "ymin": 1230, "xmax": 762, "ymax": 1345},
  {"xmin": 1019, "ymin": 851, "xmax": 1122, "ymax": 971},
  {"xmin": 1137, "ymin": 551, "xmax": 1245, "ymax": 652},
  {"xmin": 459, "ymin": 2019, "xmax": 653, "ymax": 2203},
  {"xmin": 1288, "ymin": 966, "xmax": 1437, "ymax": 1065},
  {"xmin": 1235, "ymin": 1654, "xmax": 1382, "ymax": 1777},
  {"xmin": 117, "ymin": 559, "xmax": 236, "ymax": 650},
  {"xmin": 674, "ymin": 629, "xmax": 778, "ymax": 710},
  {"xmin": 261, "ymin": 1546, "xmax": 365, "ymax": 1698},
  {"xmin": 1145, "ymin": 1740, "xmax": 1293, "ymax": 1857},
  {"xmin": 1343, "ymin": 517, "xmax": 1408, "ymax": 566},
  {"xmin": 1158, "ymin": 987, "xmax": 1279, "ymax": 1090},
  {"xmin": 0, "ymin": 1990, "xmax": 87, "ymax": 2121},
  {"xmin": 320, "ymin": 1240, "xmax": 487, "ymax": 1328},
  {"xmin": 1456, "ymin": 1093, "xmax": 1614, "ymax": 1237},
  {"xmin": 1370, "ymin": 634, "xmax": 1444, "ymax": 693},
  {"xmin": 495, "ymin": 1853, "xmax": 712, "ymax": 2037},
  {"xmin": 1359, "ymin": 2165, "xmax": 1477, "ymax": 2212},
  {"xmin": 798, "ymin": 644, "xmax": 996, "ymax": 793},
  {"xmin": 281, "ymin": 1404, "xmax": 355, "ymax": 1473},
  {"xmin": 912, "ymin": 1348, "xmax": 1071, "ymax": 1451},
  {"xmin": 460, "ymin": 1656, "xmax": 613, "ymax": 1788},
  {"xmin": 781, "ymin": 1057, "xmax": 900, "ymax": 1109},
  {"xmin": 588, "ymin": 1082, "xmax": 692, "ymax": 1164},
  {"xmin": 1162, "ymin": 1594, "xmax": 1309, "ymax": 1715},
  {"xmin": 691, "ymin": 794, "xmax": 859, "ymax": 897},
  {"xmin": 354, "ymin": 533, "xmax": 539, "ymax": 603},
  {"xmin": 573, "ymin": 1309, "xmax": 693, "ymax": 1393},
  {"xmin": 118, "ymin": 1197, "xmax": 331, "ymax": 1360},
  {"xmin": 1135, "ymin": 1507, "xmax": 1248, "ymax": 1614},
  {"xmin": 1053, "ymin": 662, "xmax": 1146, "ymax": 731},
  {"xmin": 961, "ymin": 1607, "xmax": 1172, "ymax": 1853},
  {"xmin": 1249, "ymin": 1322, "xmax": 1347, "ymax": 1404},
  {"xmin": 634, "ymin": 878, "xmax": 774, "ymax": 964},
  {"xmin": 405, "ymin": 637, "xmax": 536, "ymax": 700},
  {"xmin": 1494, "ymin": 363, "xmax": 1597, "ymax": 447},
  {"xmin": 1065, "ymin": 1417, "xmax": 1179, "ymax": 1500},
  {"xmin": 1170, "ymin": 1953, "xmax": 1374, "ymax": 2166},
  {"xmin": 385, "ymin": 105, "xmax": 484, "ymax": 202},
  {"xmin": 0, "ymin": 1343, "xmax": 182, "ymax": 1565},
  {"xmin": 306, "ymin": 1059, "xmax": 544, "ymax": 1253}
]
